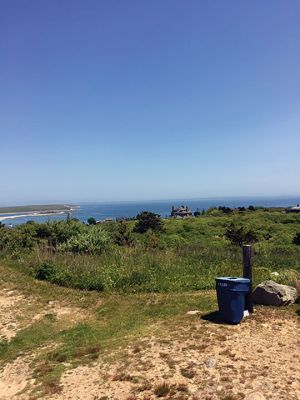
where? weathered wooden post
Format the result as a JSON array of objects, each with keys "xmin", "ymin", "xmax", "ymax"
[{"xmin": 243, "ymin": 244, "xmax": 253, "ymax": 313}]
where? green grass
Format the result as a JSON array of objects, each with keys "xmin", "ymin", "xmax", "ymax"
[{"xmin": 1, "ymin": 209, "xmax": 299, "ymax": 293}]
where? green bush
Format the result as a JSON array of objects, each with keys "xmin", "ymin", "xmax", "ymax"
[
  {"xmin": 134, "ymin": 211, "xmax": 164, "ymax": 234},
  {"xmin": 293, "ymin": 232, "xmax": 300, "ymax": 245},
  {"xmin": 35, "ymin": 261, "xmax": 57, "ymax": 281},
  {"xmin": 58, "ymin": 226, "xmax": 110, "ymax": 254},
  {"xmin": 225, "ymin": 223, "xmax": 258, "ymax": 246},
  {"xmin": 114, "ymin": 221, "xmax": 134, "ymax": 246}
]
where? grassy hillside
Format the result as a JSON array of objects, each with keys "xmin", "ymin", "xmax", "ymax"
[
  {"xmin": 0, "ymin": 209, "xmax": 299, "ymax": 397},
  {"xmin": 0, "ymin": 259, "xmax": 298, "ymax": 398},
  {"xmin": 0, "ymin": 208, "xmax": 299, "ymax": 293}
]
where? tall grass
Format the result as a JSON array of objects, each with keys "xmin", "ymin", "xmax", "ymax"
[{"xmin": 1, "ymin": 209, "xmax": 299, "ymax": 293}]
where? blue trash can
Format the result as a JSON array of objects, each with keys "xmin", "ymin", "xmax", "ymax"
[{"xmin": 216, "ymin": 277, "xmax": 250, "ymax": 324}]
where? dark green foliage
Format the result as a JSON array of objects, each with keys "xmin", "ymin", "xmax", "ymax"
[
  {"xmin": 58, "ymin": 226, "xmax": 110, "ymax": 254},
  {"xmin": 114, "ymin": 221, "xmax": 134, "ymax": 246},
  {"xmin": 194, "ymin": 208, "xmax": 201, "ymax": 217},
  {"xmin": 0, "ymin": 225, "xmax": 36, "ymax": 252},
  {"xmin": 218, "ymin": 206, "xmax": 233, "ymax": 214},
  {"xmin": 35, "ymin": 261, "xmax": 57, "ymax": 281},
  {"xmin": 293, "ymin": 232, "xmax": 300, "ymax": 245},
  {"xmin": 134, "ymin": 211, "xmax": 164, "ymax": 234},
  {"xmin": 87, "ymin": 217, "xmax": 97, "ymax": 225},
  {"xmin": 225, "ymin": 223, "xmax": 258, "ymax": 246},
  {"xmin": 248, "ymin": 205, "xmax": 255, "ymax": 211}
]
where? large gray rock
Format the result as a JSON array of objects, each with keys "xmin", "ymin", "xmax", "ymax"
[{"xmin": 253, "ymin": 280, "xmax": 298, "ymax": 306}]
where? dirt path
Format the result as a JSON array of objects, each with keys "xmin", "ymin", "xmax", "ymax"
[{"xmin": 0, "ymin": 288, "xmax": 299, "ymax": 400}]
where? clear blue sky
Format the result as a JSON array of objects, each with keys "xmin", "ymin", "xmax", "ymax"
[{"xmin": 1, "ymin": 0, "xmax": 299, "ymax": 204}]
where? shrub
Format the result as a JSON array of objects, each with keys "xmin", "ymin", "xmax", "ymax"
[
  {"xmin": 51, "ymin": 220, "xmax": 85, "ymax": 246},
  {"xmin": 134, "ymin": 211, "xmax": 164, "ymax": 234},
  {"xmin": 218, "ymin": 206, "xmax": 233, "ymax": 214},
  {"xmin": 87, "ymin": 217, "xmax": 97, "ymax": 225},
  {"xmin": 35, "ymin": 261, "xmax": 57, "ymax": 281},
  {"xmin": 114, "ymin": 221, "xmax": 134, "ymax": 246},
  {"xmin": 154, "ymin": 382, "xmax": 170, "ymax": 397},
  {"xmin": 0, "ymin": 227, "xmax": 36, "ymax": 252},
  {"xmin": 194, "ymin": 209, "xmax": 201, "ymax": 217},
  {"xmin": 225, "ymin": 223, "xmax": 258, "ymax": 246},
  {"xmin": 58, "ymin": 226, "xmax": 110, "ymax": 254},
  {"xmin": 293, "ymin": 233, "xmax": 300, "ymax": 245}
]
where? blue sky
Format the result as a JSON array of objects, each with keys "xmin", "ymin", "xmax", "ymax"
[{"xmin": 1, "ymin": 0, "xmax": 299, "ymax": 204}]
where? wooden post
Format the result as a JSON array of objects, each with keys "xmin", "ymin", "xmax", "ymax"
[{"xmin": 243, "ymin": 244, "xmax": 253, "ymax": 313}]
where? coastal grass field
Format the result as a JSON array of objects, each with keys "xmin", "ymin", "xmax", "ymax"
[
  {"xmin": 0, "ymin": 208, "xmax": 299, "ymax": 398},
  {"xmin": 0, "ymin": 207, "xmax": 299, "ymax": 294}
]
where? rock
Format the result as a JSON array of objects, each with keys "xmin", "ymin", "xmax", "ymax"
[
  {"xmin": 203, "ymin": 356, "xmax": 216, "ymax": 368},
  {"xmin": 186, "ymin": 310, "xmax": 201, "ymax": 315},
  {"xmin": 253, "ymin": 280, "xmax": 298, "ymax": 306},
  {"xmin": 270, "ymin": 271, "xmax": 279, "ymax": 277},
  {"xmin": 244, "ymin": 391, "xmax": 266, "ymax": 400}
]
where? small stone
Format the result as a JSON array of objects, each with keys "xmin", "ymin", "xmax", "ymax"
[
  {"xmin": 270, "ymin": 271, "xmax": 279, "ymax": 277},
  {"xmin": 203, "ymin": 357, "xmax": 216, "ymax": 368},
  {"xmin": 186, "ymin": 310, "xmax": 201, "ymax": 316}
]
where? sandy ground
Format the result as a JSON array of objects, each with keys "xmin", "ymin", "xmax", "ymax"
[
  {"xmin": 0, "ymin": 289, "xmax": 28, "ymax": 341},
  {"xmin": 0, "ymin": 290, "xmax": 85, "ymax": 399},
  {"xmin": 51, "ymin": 309, "xmax": 300, "ymax": 400},
  {"xmin": 0, "ymin": 290, "xmax": 299, "ymax": 400}
]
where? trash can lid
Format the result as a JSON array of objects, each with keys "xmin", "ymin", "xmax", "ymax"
[{"xmin": 216, "ymin": 277, "xmax": 250, "ymax": 283}]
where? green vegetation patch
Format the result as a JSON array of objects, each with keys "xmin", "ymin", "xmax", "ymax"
[{"xmin": 0, "ymin": 209, "xmax": 299, "ymax": 294}]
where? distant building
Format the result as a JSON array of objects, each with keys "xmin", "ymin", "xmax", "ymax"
[
  {"xmin": 171, "ymin": 205, "xmax": 192, "ymax": 218},
  {"xmin": 286, "ymin": 204, "xmax": 300, "ymax": 213}
]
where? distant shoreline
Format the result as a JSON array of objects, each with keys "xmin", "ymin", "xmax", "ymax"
[
  {"xmin": 0, "ymin": 211, "xmax": 68, "ymax": 222},
  {"xmin": 0, "ymin": 204, "xmax": 77, "ymax": 214},
  {"xmin": 0, "ymin": 204, "xmax": 78, "ymax": 222}
]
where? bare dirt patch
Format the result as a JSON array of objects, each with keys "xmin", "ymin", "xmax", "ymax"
[
  {"xmin": 50, "ymin": 308, "xmax": 300, "ymax": 400},
  {"xmin": 0, "ymin": 289, "xmax": 28, "ymax": 341},
  {"xmin": 0, "ymin": 290, "xmax": 90, "ymax": 399},
  {"xmin": 0, "ymin": 356, "xmax": 34, "ymax": 400},
  {"xmin": 32, "ymin": 300, "xmax": 85, "ymax": 323}
]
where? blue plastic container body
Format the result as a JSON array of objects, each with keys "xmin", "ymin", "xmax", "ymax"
[{"xmin": 215, "ymin": 277, "xmax": 250, "ymax": 324}]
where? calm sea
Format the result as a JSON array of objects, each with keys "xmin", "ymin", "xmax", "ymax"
[{"xmin": 1, "ymin": 196, "xmax": 299, "ymax": 226}]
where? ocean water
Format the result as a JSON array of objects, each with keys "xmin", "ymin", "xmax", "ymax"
[{"xmin": 1, "ymin": 196, "xmax": 299, "ymax": 226}]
